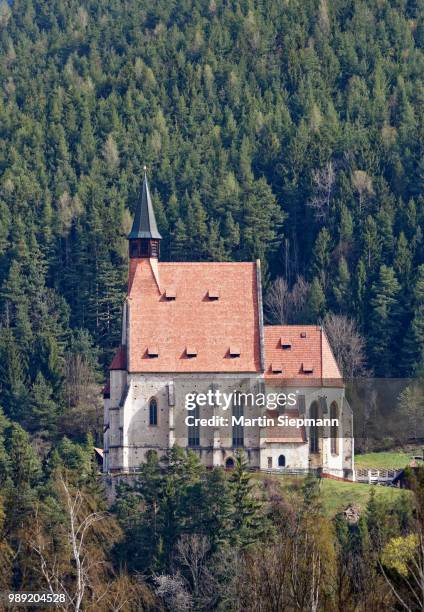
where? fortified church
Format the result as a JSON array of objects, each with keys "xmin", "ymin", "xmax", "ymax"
[{"xmin": 103, "ymin": 173, "xmax": 354, "ymax": 478}]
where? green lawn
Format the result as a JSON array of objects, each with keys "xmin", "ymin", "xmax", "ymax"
[
  {"xmin": 354, "ymin": 450, "xmax": 419, "ymax": 469},
  {"xmin": 319, "ymin": 478, "xmax": 409, "ymax": 516},
  {"xmin": 254, "ymin": 472, "xmax": 411, "ymax": 517}
]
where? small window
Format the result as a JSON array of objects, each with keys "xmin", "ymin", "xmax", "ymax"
[
  {"xmin": 302, "ymin": 363, "xmax": 314, "ymax": 374},
  {"xmin": 271, "ymin": 363, "xmax": 283, "ymax": 373},
  {"xmin": 147, "ymin": 346, "xmax": 159, "ymax": 358},
  {"xmin": 140, "ymin": 240, "xmax": 149, "ymax": 257},
  {"xmin": 225, "ymin": 457, "xmax": 234, "ymax": 469},
  {"xmin": 278, "ymin": 454, "xmax": 286, "ymax": 467},
  {"xmin": 229, "ymin": 346, "xmax": 241, "ymax": 358},
  {"xmin": 149, "ymin": 398, "xmax": 158, "ymax": 426},
  {"xmin": 207, "ymin": 289, "xmax": 220, "ymax": 300},
  {"xmin": 280, "ymin": 339, "xmax": 292, "ymax": 349},
  {"xmin": 130, "ymin": 241, "xmax": 139, "ymax": 257},
  {"xmin": 165, "ymin": 288, "xmax": 176, "ymax": 300},
  {"xmin": 186, "ymin": 346, "xmax": 197, "ymax": 358}
]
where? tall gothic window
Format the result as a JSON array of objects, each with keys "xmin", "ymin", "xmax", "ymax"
[
  {"xmin": 309, "ymin": 401, "xmax": 319, "ymax": 453},
  {"xmin": 149, "ymin": 398, "xmax": 158, "ymax": 426},
  {"xmin": 232, "ymin": 394, "xmax": 244, "ymax": 448},
  {"xmin": 188, "ymin": 402, "xmax": 200, "ymax": 447},
  {"xmin": 330, "ymin": 402, "xmax": 339, "ymax": 455}
]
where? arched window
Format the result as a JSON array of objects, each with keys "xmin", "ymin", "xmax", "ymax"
[
  {"xmin": 278, "ymin": 454, "xmax": 286, "ymax": 467},
  {"xmin": 330, "ymin": 402, "xmax": 339, "ymax": 455},
  {"xmin": 232, "ymin": 393, "xmax": 244, "ymax": 448},
  {"xmin": 149, "ymin": 398, "xmax": 158, "ymax": 426},
  {"xmin": 225, "ymin": 457, "xmax": 235, "ymax": 469},
  {"xmin": 188, "ymin": 402, "xmax": 200, "ymax": 447},
  {"xmin": 309, "ymin": 401, "xmax": 320, "ymax": 453}
]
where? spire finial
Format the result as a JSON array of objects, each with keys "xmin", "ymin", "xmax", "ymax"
[{"xmin": 128, "ymin": 167, "xmax": 162, "ymax": 242}]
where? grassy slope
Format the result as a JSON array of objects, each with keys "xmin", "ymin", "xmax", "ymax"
[
  {"xmin": 355, "ymin": 450, "xmax": 422, "ymax": 469},
  {"xmin": 254, "ymin": 473, "xmax": 411, "ymax": 517},
  {"xmin": 318, "ymin": 479, "xmax": 409, "ymax": 516}
]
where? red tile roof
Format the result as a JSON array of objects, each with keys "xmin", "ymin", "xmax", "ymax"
[
  {"xmin": 264, "ymin": 325, "xmax": 341, "ymax": 385},
  {"xmin": 110, "ymin": 345, "xmax": 127, "ymax": 370},
  {"xmin": 127, "ymin": 259, "xmax": 262, "ymax": 372}
]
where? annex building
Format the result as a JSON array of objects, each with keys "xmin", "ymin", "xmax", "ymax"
[{"xmin": 103, "ymin": 173, "xmax": 354, "ymax": 478}]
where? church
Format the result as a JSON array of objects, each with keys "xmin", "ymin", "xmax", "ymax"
[{"xmin": 103, "ymin": 173, "xmax": 354, "ymax": 478}]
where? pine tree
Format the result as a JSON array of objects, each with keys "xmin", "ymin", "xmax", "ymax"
[
  {"xmin": 29, "ymin": 372, "xmax": 57, "ymax": 433},
  {"xmin": 401, "ymin": 265, "xmax": 424, "ymax": 375},
  {"xmin": 394, "ymin": 232, "xmax": 412, "ymax": 282},
  {"xmin": 308, "ymin": 277, "xmax": 326, "ymax": 322},
  {"xmin": 0, "ymin": 328, "xmax": 29, "ymax": 421},
  {"xmin": 333, "ymin": 257, "xmax": 351, "ymax": 312},
  {"xmin": 312, "ymin": 227, "xmax": 331, "ymax": 288},
  {"xmin": 368, "ymin": 265, "xmax": 402, "ymax": 376},
  {"xmin": 229, "ymin": 450, "xmax": 267, "ymax": 547},
  {"xmin": 5, "ymin": 423, "xmax": 41, "ymax": 487}
]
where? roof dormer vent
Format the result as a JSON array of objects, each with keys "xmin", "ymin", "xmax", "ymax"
[
  {"xmin": 147, "ymin": 346, "xmax": 159, "ymax": 358},
  {"xmin": 186, "ymin": 347, "xmax": 198, "ymax": 358},
  {"xmin": 207, "ymin": 289, "xmax": 220, "ymax": 300},
  {"xmin": 229, "ymin": 346, "xmax": 241, "ymax": 358},
  {"xmin": 165, "ymin": 288, "xmax": 176, "ymax": 300}
]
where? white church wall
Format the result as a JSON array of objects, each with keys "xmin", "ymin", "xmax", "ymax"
[
  {"xmin": 260, "ymin": 443, "xmax": 309, "ymax": 470},
  {"xmin": 105, "ymin": 371, "xmax": 354, "ymax": 477},
  {"xmin": 107, "ymin": 372, "xmax": 263, "ymax": 471}
]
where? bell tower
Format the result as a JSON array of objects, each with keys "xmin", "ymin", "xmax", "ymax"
[{"xmin": 128, "ymin": 167, "xmax": 162, "ymax": 259}]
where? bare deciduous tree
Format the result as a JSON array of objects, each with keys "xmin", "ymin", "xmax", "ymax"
[
  {"xmin": 154, "ymin": 573, "xmax": 192, "ymax": 611},
  {"xmin": 265, "ymin": 276, "xmax": 309, "ymax": 324},
  {"xmin": 33, "ymin": 478, "xmax": 108, "ymax": 612},
  {"xmin": 307, "ymin": 161, "xmax": 336, "ymax": 221},
  {"xmin": 61, "ymin": 353, "xmax": 102, "ymax": 440},
  {"xmin": 323, "ymin": 313, "xmax": 368, "ymax": 379},
  {"xmin": 176, "ymin": 534, "xmax": 210, "ymax": 600},
  {"xmin": 265, "ymin": 277, "xmax": 289, "ymax": 324},
  {"xmin": 351, "ymin": 169, "xmax": 374, "ymax": 215}
]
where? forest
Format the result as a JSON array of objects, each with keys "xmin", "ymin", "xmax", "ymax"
[{"xmin": 0, "ymin": 0, "xmax": 423, "ymax": 609}]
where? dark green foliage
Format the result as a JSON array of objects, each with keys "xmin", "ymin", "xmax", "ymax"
[
  {"xmin": 368, "ymin": 265, "xmax": 402, "ymax": 376},
  {"xmin": 0, "ymin": 0, "xmax": 420, "ymax": 394},
  {"xmin": 229, "ymin": 450, "xmax": 270, "ymax": 547},
  {"xmin": 114, "ymin": 447, "xmax": 268, "ymax": 573}
]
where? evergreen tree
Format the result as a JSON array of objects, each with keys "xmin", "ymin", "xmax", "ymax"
[
  {"xmin": 368, "ymin": 265, "xmax": 402, "ymax": 376},
  {"xmin": 229, "ymin": 450, "xmax": 267, "ymax": 547},
  {"xmin": 28, "ymin": 372, "xmax": 57, "ymax": 433},
  {"xmin": 307, "ymin": 277, "xmax": 326, "ymax": 322}
]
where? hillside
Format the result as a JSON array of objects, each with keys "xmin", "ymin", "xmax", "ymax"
[
  {"xmin": 0, "ymin": 2, "xmax": 423, "ymax": 437},
  {"xmin": 0, "ymin": 1, "xmax": 423, "ymax": 606}
]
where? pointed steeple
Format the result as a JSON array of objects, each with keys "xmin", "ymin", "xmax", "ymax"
[
  {"xmin": 128, "ymin": 167, "xmax": 162, "ymax": 240},
  {"xmin": 128, "ymin": 167, "xmax": 162, "ymax": 260}
]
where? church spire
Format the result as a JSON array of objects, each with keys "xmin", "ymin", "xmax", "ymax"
[{"xmin": 128, "ymin": 167, "xmax": 162, "ymax": 259}]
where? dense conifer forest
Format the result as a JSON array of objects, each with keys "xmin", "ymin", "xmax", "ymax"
[{"xmin": 0, "ymin": 0, "xmax": 423, "ymax": 608}]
